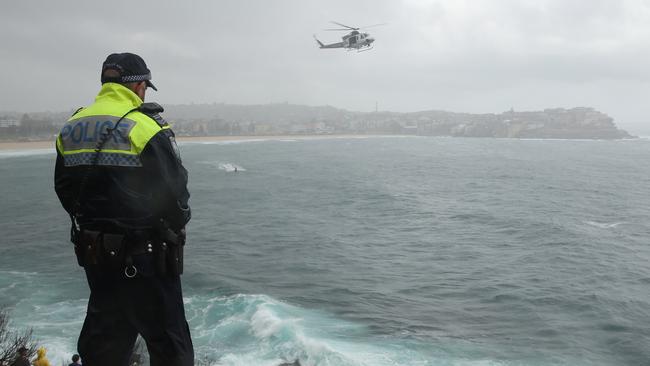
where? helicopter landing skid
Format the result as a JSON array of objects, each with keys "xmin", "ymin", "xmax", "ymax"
[{"xmin": 357, "ymin": 46, "xmax": 374, "ymax": 52}]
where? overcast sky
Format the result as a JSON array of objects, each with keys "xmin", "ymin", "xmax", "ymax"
[{"xmin": 2, "ymin": 0, "xmax": 650, "ymax": 132}]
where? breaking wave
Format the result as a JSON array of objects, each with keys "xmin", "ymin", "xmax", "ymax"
[{"xmin": 185, "ymin": 293, "xmax": 436, "ymax": 366}]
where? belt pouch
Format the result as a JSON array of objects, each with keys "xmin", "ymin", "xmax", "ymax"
[
  {"xmin": 72, "ymin": 229, "xmax": 83, "ymax": 267},
  {"xmin": 73, "ymin": 245, "xmax": 84, "ymax": 267},
  {"xmin": 79, "ymin": 230, "xmax": 102, "ymax": 267},
  {"xmin": 166, "ymin": 242, "xmax": 184, "ymax": 276},
  {"xmin": 155, "ymin": 241, "xmax": 168, "ymax": 276},
  {"xmin": 159, "ymin": 228, "xmax": 184, "ymax": 276},
  {"xmin": 102, "ymin": 233, "xmax": 125, "ymax": 272},
  {"xmin": 177, "ymin": 244, "xmax": 184, "ymax": 275}
]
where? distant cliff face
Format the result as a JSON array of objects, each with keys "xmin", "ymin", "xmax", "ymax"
[
  {"xmin": 162, "ymin": 104, "xmax": 632, "ymax": 140},
  {"xmin": 398, "ymin": 107, "xmax": 632, "ymax": 139}
]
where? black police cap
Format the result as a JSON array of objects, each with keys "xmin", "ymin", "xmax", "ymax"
[{"xmin": 101, "ymin": 52, "xmax": 157, "ymax": 91}]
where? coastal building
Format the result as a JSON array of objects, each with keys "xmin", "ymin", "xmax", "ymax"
[{"xmin": 0, "ymin": 118, "xmax": 20, "ymax": 128}]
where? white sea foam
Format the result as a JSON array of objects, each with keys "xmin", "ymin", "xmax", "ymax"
[
  {"xmin": 0, "ymin": 149, "xmax": 53, "ymax": 158},
  {"xmin": 518, "ymin": 138, "xmax": 606, "ymax": 142},
  {"xmin": 584, "ymin": 221, "xmax": 624, "ymax": 229},
  {"xmin": 0, "ymin": 270, "xmax": 40, "ymax": 276},
  {"xmin": 34, "ymin": 339, "xmax": 74, "ymax": 366},
  {"xmin": 3, "ymin": 298, "xmax": 86, "ymax": 365},
  {"xmin": 218, "ymin": 162, "xmax": 245, "ymax": 172},
  {"xmin": 250, "ymin": 303, "xmax": 299, "ymax": 340},
  {"xmin": 182, "ymin": 293, "xmax": 438, "ymax": 366},
  {"xmin": 179, "ymin": 135, "xmax": 419, "ymax": 146},
  {"xmin": 179, "ymin": 139, "xmax": 272, "ymax": 146},
  {"xmin": 196, "ymin": 161, "xmax": 246, "ymax": 172}
]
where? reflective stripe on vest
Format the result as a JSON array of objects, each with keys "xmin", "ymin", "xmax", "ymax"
[{"xmin": 63, "ymin": 151, "xmax": 142, "ymax": 167}]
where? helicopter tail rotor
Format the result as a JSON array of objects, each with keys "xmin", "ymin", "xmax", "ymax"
[{"xmin": 313, "ymin": 35, "xmax": 325, "ymax": 48}]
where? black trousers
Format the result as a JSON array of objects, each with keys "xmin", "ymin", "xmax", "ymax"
[{"xmin": 78, "ymin": 255, "xmax": 194, "ymax": 366}]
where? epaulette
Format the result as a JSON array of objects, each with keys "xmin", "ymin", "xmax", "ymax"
[
  {"xmin": 139, "ymin": 102, "xmax": 168, "ymax": 127},
  {"xmin": 70, "ymin": 107, "xmax": 84, "ymax": 117}
]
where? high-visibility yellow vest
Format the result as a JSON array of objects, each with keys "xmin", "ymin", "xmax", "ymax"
[{"xmin": 56, "ymin": 83, "xmax": 169, "ymax": 167}]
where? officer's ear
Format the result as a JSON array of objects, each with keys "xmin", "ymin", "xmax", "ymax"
[{"xmin": 134, "ymin": 81, "xmax": 147, "ymax": 101}]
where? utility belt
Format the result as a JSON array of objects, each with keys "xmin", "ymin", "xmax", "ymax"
[{"xmin": 72, "ymin": 227, "xmax": 184, "ymax": 278}]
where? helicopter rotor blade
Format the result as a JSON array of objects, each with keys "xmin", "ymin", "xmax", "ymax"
[
  {"xmin": 359, "ymin": 23, "xmax": 388, "ymax": 29},
  {"xmin": 330, "ymin": 21, "xmax": 359, "ymax": 30},
  {"xmin": 324, "ymin": 28, "xmax": 353, "ymax": 31}
]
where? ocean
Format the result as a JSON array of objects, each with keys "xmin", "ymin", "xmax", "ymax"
[{"xmin": 1, "ymin": 136, "xmax": 649, "ymax": 365}]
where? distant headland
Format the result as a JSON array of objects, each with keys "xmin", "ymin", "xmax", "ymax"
[{"xmin": 0, "ymin": 103, "xmax": 632, "ymax": 141}]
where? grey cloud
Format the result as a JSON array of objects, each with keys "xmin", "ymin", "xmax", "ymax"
[{"xmin": 1, "ymin": 0, "xmax": 649, "ymax": 131}]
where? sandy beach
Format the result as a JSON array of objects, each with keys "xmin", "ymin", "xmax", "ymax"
[
  {"xmin": 0, "ymin": 134, "xmax": 380, "ymax": 151},
  {"xmin": 0, "ymin": 140, "xmax": 55, "ymax": 150}
]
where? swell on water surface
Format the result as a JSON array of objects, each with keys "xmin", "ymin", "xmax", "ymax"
[{"xmin": 1, "ymin": 137, "xmax": 650, "ymax": 365}]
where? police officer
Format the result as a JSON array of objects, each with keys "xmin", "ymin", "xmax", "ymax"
[{"xmin": 54, "ymin": 53, "xmax": 193, "ymax": 366}]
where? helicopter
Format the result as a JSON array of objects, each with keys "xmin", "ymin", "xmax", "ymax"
[{"xmin": 314, "ymin": 21, "xmax": 386, "ymax": 52}]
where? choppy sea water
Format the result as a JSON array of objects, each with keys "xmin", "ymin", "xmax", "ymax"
[{"xmin": 1, "ymin": 136, "xmax": 650, "ymax": 365}]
